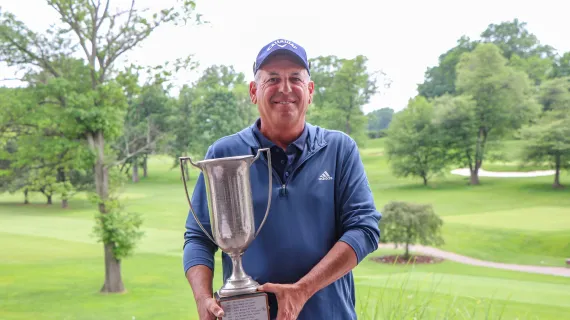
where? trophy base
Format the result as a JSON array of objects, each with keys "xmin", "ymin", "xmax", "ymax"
[
  {"xmin": 218, "ymin": 276, "xmax": 260, "ymax": 297},
  {"xmin": 214, "ymin": 291, "xmax": 270, "ymax": 320}
]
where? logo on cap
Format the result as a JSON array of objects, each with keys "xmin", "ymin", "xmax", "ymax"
[{"xmin": 266, "ymin": 39, "xmax": 298, "ymax": 51}]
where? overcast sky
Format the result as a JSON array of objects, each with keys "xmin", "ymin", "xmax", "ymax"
[{"xmin": 1, "ymin": 0, "xmax": 569, "ymax": 113}]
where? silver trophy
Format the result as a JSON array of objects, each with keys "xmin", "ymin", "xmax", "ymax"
[{"xmin": 180, "ymin": 148, "xmax": 272, "ymax": 319}]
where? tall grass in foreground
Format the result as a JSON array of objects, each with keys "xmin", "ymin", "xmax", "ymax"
[{"xmin": 354, "ymin": 258, "xmax": 529, "ymax": 320}]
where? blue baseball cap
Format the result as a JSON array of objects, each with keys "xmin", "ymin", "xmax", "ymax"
[{"xmin": 253, "ymin": 39, "xmax": 310, "ymax": 76}]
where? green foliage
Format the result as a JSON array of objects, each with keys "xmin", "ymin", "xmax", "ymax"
[
  {"xmin": 384, "ymin": 96, "xmax": 452, "ymax": 185},
  {"xmin": 379, "ymin": 201, "xmax": 444, "ymax": 259},
  {"xmin": 307, "ymin": 55, "xmax": 385, "ymax": 146},
  {"xmin": 519, "ymin": 79, "xmax": 570, "ymax": 187},
  {"xmin": 92, "ymin": 202, "xmax": 144, "ymax": 261},
  {"xmin": 168, "ymin": 65, "xmax": 255, "ymax": 161},
  {"xmin": 418, "ymin": 18, "xmax": 556, "ymax": 98},
  {"xmin": 417, "ymin": 36, "xmax": 477, "ymax": 98},
  {"xmin": 367, "ymin": 107, "xmax": 394, "ymax": 132},
  {"xmin": 447, "ymin": 43, "xmax": 540, "ymax": 183}
]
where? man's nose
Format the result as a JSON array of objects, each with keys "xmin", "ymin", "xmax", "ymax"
[{"xmin": 278, "ymin": 79, "xmax": 292, "ymax": 93}]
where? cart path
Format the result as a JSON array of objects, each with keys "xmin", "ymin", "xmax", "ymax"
[{"xmin": 377, "ymin": 243, "xmax": 570, "ymax": 278}]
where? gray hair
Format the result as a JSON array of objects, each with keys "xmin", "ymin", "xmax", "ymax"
[{"xmin": 253, "ymin": 70, "xmax": 311, "ymax": 85}]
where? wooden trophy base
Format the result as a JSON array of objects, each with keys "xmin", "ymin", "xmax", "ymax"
[{"xmin": 214, "ymin": 291, "xmax": 270, "ymax": 320}]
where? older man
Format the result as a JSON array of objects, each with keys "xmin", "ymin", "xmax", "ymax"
[{"xmin": 183, "ymin": 39, "xmax": 381, "ymax": 320}]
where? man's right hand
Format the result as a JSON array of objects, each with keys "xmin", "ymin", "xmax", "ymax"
[{"xmin": 196, "ymin": 296, "xmax": 225, "ymax": 320}]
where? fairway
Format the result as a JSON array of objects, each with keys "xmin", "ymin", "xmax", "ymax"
[
  {"xmin": 1, "ymin": 140, "xmax": 570, "ymax": 319},
  {"xmin": 444, "ymin": 206, "xmax": 570, "ymax": 231}
]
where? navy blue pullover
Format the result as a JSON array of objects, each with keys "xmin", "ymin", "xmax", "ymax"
[{"xmin": 183, "ymin": 121, "xmax": 382, "ymax": 319}]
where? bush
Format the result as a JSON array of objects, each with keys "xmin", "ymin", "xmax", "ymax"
[{"xmin": 379, "ymin": 201, "xmax": 444, "ymax": 259}]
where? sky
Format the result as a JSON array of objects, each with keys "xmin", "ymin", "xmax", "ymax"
[{"xmin": 1, "ymin": 0, "xmax": 570, "ymax": 113}]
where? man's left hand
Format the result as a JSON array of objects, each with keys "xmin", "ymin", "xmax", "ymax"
[{"xmin": 258, "ymin": 282, "xmax": 310, "ymax": 320}]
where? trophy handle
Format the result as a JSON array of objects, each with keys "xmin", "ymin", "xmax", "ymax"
[
  {"xmin": 252, "ymin": 148, "xmax": 272, "ymax": 238},
  {"xmin": 179, "ymin": 156, "xmax": 219, "ymax": 246}
]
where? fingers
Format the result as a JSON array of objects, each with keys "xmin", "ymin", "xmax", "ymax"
[
  {"xmin": 206, "ymin": 298, "xmax": 225, "ymax": 318},
  {"xmin": 258, "ymin": 282, "xmax": 277, "ymax": 293}
]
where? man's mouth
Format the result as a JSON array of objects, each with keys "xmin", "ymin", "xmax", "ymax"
[{"xmin": 273, "ymin": 101, "xmax": 295, "ymax": 104}]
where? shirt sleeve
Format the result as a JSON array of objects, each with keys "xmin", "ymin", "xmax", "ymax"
[
  {"xmin": 336, "ymin": 138, "xmax": 382, "ymax": 263},
  {"xmin": 182, "ymin": 146, "xmax": 219, "ymax": 274}
]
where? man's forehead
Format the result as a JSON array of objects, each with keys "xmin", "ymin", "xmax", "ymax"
[{"xmin": 258, "ymin": 54, "xmax": 308, "ymax": 73}]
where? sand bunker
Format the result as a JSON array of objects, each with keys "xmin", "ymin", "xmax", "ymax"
[{"xmin": 451, "ymin": 168, "xmax": 555, "ymax": 178}]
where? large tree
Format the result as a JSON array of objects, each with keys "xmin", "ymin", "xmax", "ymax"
[
  {"xmin": 446, "ymin": 43, "xmax": 540, "ymax": 184},
  {"xmin": 417, "ymin": 19, "xmax": 556, "ymax": 98},
  {"xmin": 384, "ymin": 96, "xmax": 452, "ymax": 185},
  {"xmin": 417, "ymin": 36, "xmax": 477, "ymax": 98},
  {"xmin": 520, "ymin": 77, "xmax": 570, "ymax": 188},
  {"xmin": 0, "ymin": 0, "xmax": 202, "ymax": 293},
  {"xmin": 307, "ymin": 55, "xmax": 386, "ymax": 146}
]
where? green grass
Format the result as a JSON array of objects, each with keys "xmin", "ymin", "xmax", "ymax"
[{"xmin": 1, "ymin": 139, "xmax": 570, "ymax": 319}]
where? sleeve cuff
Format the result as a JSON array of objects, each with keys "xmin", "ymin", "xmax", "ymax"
[
  {"xmin": 339, "ymin": 228, "xmax": 379, "ymax": 264},
  {"xmin": 183, "ymin": 242, "xmax": 216, "ymax": 274}
]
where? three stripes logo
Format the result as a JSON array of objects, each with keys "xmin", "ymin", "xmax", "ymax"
[{"xmin": 318, "ymin": 171, "xmax": 333, "ymax": 181}]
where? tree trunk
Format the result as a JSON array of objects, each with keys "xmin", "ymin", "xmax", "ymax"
[
  {"xmin": 132, "ymin": 158, "xmax": 139, "ymax": 183},
  {"xmin": 143, "ymin": 154, "xmax": 148, "ymax": 178},
  {"xmin": 470, "ymin": 128, "xmax": 487, "ymax": 185},
  {"xmin": 100, "ymin": 242, "xmax": 124, "ymax": 293},
  {"xmin": 47, "ymin": 194, "xmax": 52, "ymax": 205},
  {"xmin": 470, "ymin": 168, "xmax": 480, "ymax": 185},
  {"xmin": 553, "ymin": 154, "xmax": 563, "ymax": 188},
  {"xmin": 88, "ymin": 130, "xmax": 124, "ymax": 294},
  {"xmin": 24, "ymin": 188, "xmax": 29, "ymax": 204},
  {"xmin": 58, "ymin": 168, "xmax": 68, "ymax": 208},
  {"xmin": 422, "ymin": 175, "xmax": 428, "ymax": 186},
  {"xmin": 405, "ymin": 242, "xmax": 410, "ymax": 260}
]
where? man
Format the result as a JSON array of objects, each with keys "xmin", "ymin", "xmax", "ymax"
[{"xmin": 183, "ymin": 38, "xmax": 381, "ymax": 320}]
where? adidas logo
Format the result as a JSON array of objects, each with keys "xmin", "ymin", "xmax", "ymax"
[{"xmin": 318, "ymin": 171, "xmax": 333, "ymax": 181}]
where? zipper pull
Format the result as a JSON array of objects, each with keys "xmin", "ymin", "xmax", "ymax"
[{"xmin": 280, "ymin": 184, "xmax": 287, "ymax": 196}]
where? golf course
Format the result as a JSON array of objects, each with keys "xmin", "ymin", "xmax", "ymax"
[{"xmin": 1, "ymin": 137, "xmax": 569, "ymax": 320}]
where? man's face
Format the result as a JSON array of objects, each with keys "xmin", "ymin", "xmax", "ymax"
[{"xmin": 249, "ymin": 54, "xmax": 314, "ymax": 130}]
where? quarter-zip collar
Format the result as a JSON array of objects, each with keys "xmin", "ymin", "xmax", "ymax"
[{"xmin": 237, "ymin": 118, "xmax": 327, "ymax": 154}]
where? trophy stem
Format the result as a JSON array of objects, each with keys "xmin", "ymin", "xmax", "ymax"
[{"xmin": 218, "ymin": 253, "xmax": 260, "ymax": 297}]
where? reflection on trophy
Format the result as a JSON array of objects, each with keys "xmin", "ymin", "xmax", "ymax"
[{"xmin": 180, "ymin": 148, "xmax": 272, "ymax": 320}]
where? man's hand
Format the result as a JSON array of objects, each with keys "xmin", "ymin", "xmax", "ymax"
[
  {"xmin": 258, "ymin": 282, "xmax": 310, "ymax": 320},
  {"xmin": 196, "ymin": 296, "xmax": 224, "ymax": 320}
]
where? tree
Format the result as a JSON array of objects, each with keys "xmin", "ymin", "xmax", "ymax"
[
  {"xmin": 480, "ymin": 18, "xmax": 554, "ymax": 60},
  {"xmin": 307, "ymin": 55, "xmax": 387, "ymax": 146},
  {"xmin": 367, "ymin": 107, "xmax": 393, "ymax": 138},
  {"xmin": 551, "ymin": 52, "xmax": 570, "ymax": 78},
  {"xmin": 519, "ymin": 77, "xmax": 570, "ymax": 188},
  {"xmin": 378, "ymin": 201, "xmax": 444, "ymax": 260},
  {"xmin": 452, "ymin": 43, "xmax": 540, "ymax": 184},
  {"xmin": 168, "ymin": 65, "xmax": 254, "ymax": 165},
  {"xmin": 384, "ymin": 96, "xmax": 452, "ymax": 185},
  {"xmin": 417, "ymin": 36, "xmax": 478, "ymax": 98},
  {"xmin": 0, "ymin": 0, "xmax": 202, "ymax": 293}
]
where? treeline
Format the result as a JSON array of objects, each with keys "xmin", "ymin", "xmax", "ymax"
[{"xmin": 384, "ymin": 19, "xmax": 570, "ymax": 188}]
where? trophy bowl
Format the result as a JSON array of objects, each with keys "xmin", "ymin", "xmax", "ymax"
[{"xmin": 180, "ymin": 148, "xmax": 272, "ymax": 297}]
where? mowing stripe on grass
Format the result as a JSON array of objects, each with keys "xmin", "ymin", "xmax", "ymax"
[
  {"xmin": 444, "ymin": 206, "xmax": 570, "ymax": 231},
  {"xmin": 0, "ymin": 213, "xmax": 186, "ymax": 257}
]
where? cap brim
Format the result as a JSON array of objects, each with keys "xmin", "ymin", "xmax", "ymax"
[{"xmin": 256, "ymin": 48, "xmax": 310, "ymax": 74}]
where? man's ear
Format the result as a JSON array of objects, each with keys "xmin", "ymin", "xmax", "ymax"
[
  {"xmin": 308, "ymin": 81, "xmax": 315, "ymax": 104},
  {"xmin": 249, "ymin": 81, "xmax": 257, "ymax": 104}
]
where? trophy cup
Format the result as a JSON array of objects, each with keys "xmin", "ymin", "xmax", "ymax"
[{"xmin": 180, "ymin": 148, "xmax": 272, "ymax": 320}]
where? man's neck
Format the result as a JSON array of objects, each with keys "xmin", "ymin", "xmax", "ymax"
[{"xmin": 259, "ymin": 120, "xmax": 304, "ymax": 150}]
